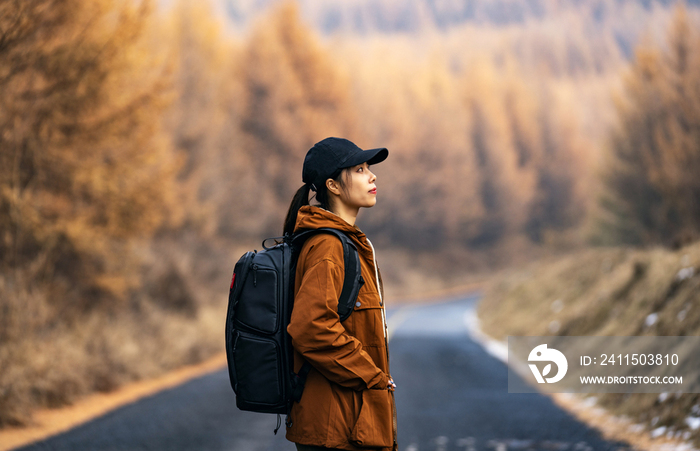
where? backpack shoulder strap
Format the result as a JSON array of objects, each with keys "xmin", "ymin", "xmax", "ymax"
[
  {"xmin": 290, "ymin": 228, "xmax": 364, "ymax": 322},
  {"xmin": 317, "ymin": 228, "xmax": 363, "ymax": 322},
  {"xmin": 287, "ymin": 228, "xmax": 365, "ymax": 406}
]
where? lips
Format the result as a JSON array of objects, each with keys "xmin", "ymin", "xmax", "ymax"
[{"xmin": 369, "ymin": 188, "xmax": 377, "ymax": 194}]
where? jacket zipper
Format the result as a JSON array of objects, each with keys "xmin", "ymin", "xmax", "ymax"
[
  {"xmin": 366, "ymin": 238, "xmax": 387, "ymax": 338},
  {"xmin": 366, "ymin": 238, "xmax": 398, "ymax": 449}
]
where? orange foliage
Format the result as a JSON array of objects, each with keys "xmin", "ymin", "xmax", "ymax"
[
  {"xmin": 2, "ymin": 0, "xmax": 697, "ymax": 428},
  {"xmin": 0, "ymin": 0, "xmax": 178, "ymax": 307},
  {"xmin": 597, "ymin": 5, "xmax": 700, "ymax": 247},
  {"xmin": 335, "ymin": 45, "xmax": 589, "ymax": 249},
  {"xmin": 230, "ymin": 1, "xmax": 361, "ymax": 237}
]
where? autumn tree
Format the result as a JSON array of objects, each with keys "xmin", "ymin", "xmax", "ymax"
[
  {"xmin": 165, "ymin": 0, "xmax": 244, "ymax": 238},
  {"xmin": 463, "ymin": 59, "xmax": 539, "ymax": 246},
  {"xmin": 342, "ymin": 46, "xmax": 587, "ymax": 250},
  {"xmin": 229, "ymin": 1, "xmax": 361, "ymax": 239},
  {"xmin": 597, "ymin": 5, "xmax": 700, "ymax": 246},
  {"xmin": 354, "ymin": 53, "xmax": 484, "ymax": 249},
  {"xmin": 0, "ymin": 0, "xmax": 177, "ymax": 311},
  {"xmin": 458, "ymin": 57, "xmax": 586, "ymax": 247}
]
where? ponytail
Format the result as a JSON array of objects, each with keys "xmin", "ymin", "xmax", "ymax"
[
  {"xmin": 283, "ymin": 184, "xmax": 311, "ymax": 236},
  {"xmin": 283, "ymin": 170, "xmax": 349, "ymax": 235}
]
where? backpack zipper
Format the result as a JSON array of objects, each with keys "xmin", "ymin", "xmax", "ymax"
[
  {"xmin": 252, "ymin": 264, "xmax": 258, "ymax": 287},
  {"xmin": 231, "ymin": 332, "xmax": 240, "ymax": 393}
]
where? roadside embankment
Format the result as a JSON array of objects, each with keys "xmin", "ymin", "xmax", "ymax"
[{"xmin": 478, "ymin": 241, "xmax": 700, "ymax": 449}]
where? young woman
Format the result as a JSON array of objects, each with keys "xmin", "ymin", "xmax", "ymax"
[{"xmin": 283, "ymin": 138, "xmax": 397, "ymax": 451}]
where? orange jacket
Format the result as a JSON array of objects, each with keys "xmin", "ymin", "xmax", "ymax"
[{"xmin": 286, "ymin": 206, "xmax": 397, "ymax": 450}]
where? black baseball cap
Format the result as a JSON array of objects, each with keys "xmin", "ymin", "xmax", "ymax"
[{"xmin": 302, "ymin": 137, "xmax": 388, "ymax": 191}]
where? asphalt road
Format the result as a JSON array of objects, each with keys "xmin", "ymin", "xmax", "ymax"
[{"xmin": 17, "ymin": 296, "xmax": 632, "ymax": 451}]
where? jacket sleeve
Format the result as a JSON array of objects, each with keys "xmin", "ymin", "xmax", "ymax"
[{"xmin": 288, "ymin": 247, "xmax": 388, "ymax": 391}]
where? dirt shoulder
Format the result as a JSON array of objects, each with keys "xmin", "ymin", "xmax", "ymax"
[{"xmin": 549, "ymin": 392, "xmax": 697, "ymax": 451}]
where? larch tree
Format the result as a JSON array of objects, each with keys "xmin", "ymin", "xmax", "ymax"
[
  {"xmin": 230, "ymin": 1, "xmax": 361, "ymax": 238},
  {"xmin": 0, "ymin": 0, "xmax": 178, "ymax": 310},
  {"xmin": 598, "ymin": 5, "xmax": 700, "ymax": 247}
]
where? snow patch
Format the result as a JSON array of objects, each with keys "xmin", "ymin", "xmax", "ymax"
[{"xmin": 686, "ymin": 416, "xmax": 700, "ymax": 431}]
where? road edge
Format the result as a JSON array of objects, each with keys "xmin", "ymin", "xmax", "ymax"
[{"xmin": 0, "ymin": 353, "xmax": 227, "ymax": 451}]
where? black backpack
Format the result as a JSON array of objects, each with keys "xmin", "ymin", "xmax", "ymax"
[{"xmin": 225, "ymin": 228, "xmax": 364, "ymax": 431}]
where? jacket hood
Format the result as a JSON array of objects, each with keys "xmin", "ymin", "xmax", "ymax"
[
  {"xmin": 294, "ymin": 205, "xmax": 363, "ymax": 236},
  {"xmin": 294, "ymin": 205, "xmax": 374, "ymax": 258}
]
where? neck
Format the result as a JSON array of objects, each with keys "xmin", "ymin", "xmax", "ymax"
[{"xmin": 329, "ymin": 202, "xmax": 358, "ymax": 227}]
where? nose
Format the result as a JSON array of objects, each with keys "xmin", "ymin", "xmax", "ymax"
[{"xmin": 368, "ymin": 168, "xmax": 376, "ymax": 183}]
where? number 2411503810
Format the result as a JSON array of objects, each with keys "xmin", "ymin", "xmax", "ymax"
[{"xmin": 596, "ymin": 354, "xmax": 679, "ymax": 366}]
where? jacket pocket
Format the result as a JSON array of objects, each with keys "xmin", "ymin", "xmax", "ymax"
[{"xmin": 350, "ymin": 389, "xmax": 393, "ymax": 448}]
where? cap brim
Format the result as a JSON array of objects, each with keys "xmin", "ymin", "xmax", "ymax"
[{"xmin": 343, "ymin": 147, "xmax": 388, "ymax": 168}]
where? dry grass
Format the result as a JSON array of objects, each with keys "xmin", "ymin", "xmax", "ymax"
[
  {"xmin": 0, "ymin": 286, "xmax": 225, "ymax": 427},
  {"xmin": 0, "ymin": 234, "xmax": 242, "ymax": 428},
  {"xmin": 478, "ymin": 241, "xmax": 700, "ymax": 447}
]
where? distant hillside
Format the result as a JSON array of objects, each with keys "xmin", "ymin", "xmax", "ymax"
[
  {"xmin": 219, "ymin": 0, "xmax": 700, "ymax": 31},
  {"xmin": 214, "ymin": 0, "xmax": 700, "ymax": 61}
]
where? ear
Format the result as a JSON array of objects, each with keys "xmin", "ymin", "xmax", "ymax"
[{"xmin": 326, "ymin": 178, "xmax": 341, "ymax": 196}]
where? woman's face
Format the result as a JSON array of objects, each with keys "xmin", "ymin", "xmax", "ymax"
[{"xmin": 333, "ymin": 162, "xmax": 378, "ymax": 210}]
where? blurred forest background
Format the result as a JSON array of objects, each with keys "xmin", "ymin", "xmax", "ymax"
[{"xmin": 1, "ymin": 0, "xmax": 700, "ymax": 438}]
